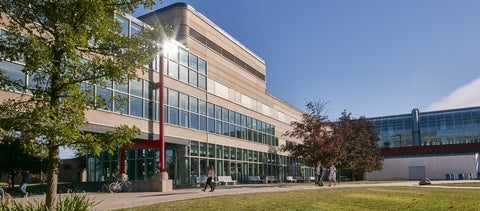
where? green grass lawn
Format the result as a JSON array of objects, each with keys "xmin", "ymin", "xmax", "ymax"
[{"xmin": 116, "ymin": 186, "xmax": 480, "ymax": 211}]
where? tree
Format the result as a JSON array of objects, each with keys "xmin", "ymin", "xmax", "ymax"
[
  {"xmin": 282, "ymin": 100, "xmax": 345, "ymax": 167},
  {"xmin": 0, "ymin": 1, "xmax": 166, "ymax": 209},
  {"xmin": 335, "ymin": 111, "xmax": 383, "ymax": 180},
  {"xmin": 0, "ymin": 135, "xmax": 47, "ymax": 188}
]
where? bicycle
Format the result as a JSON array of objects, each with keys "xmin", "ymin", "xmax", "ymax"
[
  {"xmin": 100, "ymin": 183, "xmax": 110, "ymax": 193},
  {"xmin": 108, "ymin": 177, "xmax": 133, "ymax": 193}
]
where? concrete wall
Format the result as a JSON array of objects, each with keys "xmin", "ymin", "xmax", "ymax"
[{"xmin": 366, "ymin": 153, "xmax": 479, "ymax": 180}]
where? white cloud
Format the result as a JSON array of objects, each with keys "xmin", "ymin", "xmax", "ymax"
[{"xmin": 427, "ymin": 77, "xmax": 480, "ymax": 111}]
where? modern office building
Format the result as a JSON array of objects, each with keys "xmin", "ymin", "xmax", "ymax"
[
  {"xmin": 0, "ymin": 2, "xmax": 310, "ymax": 189},
  {"xmin": 366, "ymin": 107, "xmax": 480, "ymax": 180}
]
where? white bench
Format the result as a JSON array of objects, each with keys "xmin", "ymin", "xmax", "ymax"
[
  {"xmin": 217, "ymin": 176, "xmax": 237, "ymax": 186},
  {"xmin": 266, "ymin": 176, "xmax": 278, "ymax": 183},
  {"xmin": 286, "ymin": 176, "xmax": 297, "ymax": 183},
  {"xmin": 248, "ymin": 176, "xmax": 263, "ymax": 183}
]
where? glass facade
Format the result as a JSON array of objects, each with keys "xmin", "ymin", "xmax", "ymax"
[
  {"xmin": 87, "ymin": 141, "xmax": 312, "ymax": 186},
  {"xmin": 164, "ymin": 88, "xmax": 277, "ymax": 146},
  {"xmin": 371, "ymin": 107, "xmax": 480, "ymax": 148}
]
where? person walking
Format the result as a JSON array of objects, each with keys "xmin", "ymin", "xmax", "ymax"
[
  {"xmin": 329, "ymin": 164, "xmax": 337, "ymax": 187},
  {"xmin": 20, "ymin": 169, "xmax": 30, "ymax": 198},
  {"xmin": 315, "ymin": 161, "xmax": 324, "ymax": 187},
  {"xmin": 202, "ymin": 165, "xmax": 216, "ymax": 192}
]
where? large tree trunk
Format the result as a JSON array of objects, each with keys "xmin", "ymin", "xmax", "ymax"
[{"xmin": 46, "ymin": 145, "xmax": 59, "ymax": 210}]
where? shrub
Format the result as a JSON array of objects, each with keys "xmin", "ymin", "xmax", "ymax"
[{"xmin": 0, "ymin": 193, "xmax": 99, "ymax": 211}]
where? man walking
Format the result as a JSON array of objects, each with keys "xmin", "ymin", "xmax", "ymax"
[
  {"xmin": 315, "ymin": 161, "xmax": 324, "ymax": 187},
  {"xmin": 20, "ymin": 169, "xmax": 30, "ymax": 198}
]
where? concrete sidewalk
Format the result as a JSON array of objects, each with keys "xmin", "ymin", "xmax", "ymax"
[{"xmin": 14, "ymin": 180, "xmax": 480, "ymax": 211}]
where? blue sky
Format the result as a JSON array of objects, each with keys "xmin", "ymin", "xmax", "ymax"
[
  {"xmin": 133, "ymin": 0, "xmax": 480, "ymax": 120},
  {"xmin": 62, "ymin": 0, "xmax": 480, "ymax": 158}
]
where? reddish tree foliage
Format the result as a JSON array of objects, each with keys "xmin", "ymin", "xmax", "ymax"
[
  {"xmin": 282, "ymin": 101, "xmax": 345, "ymax": 167},
  {"xmin": 282, "ymin": 102, "xmax": 383, "ymax": 176},
  {"xmin": 335, "ymin": 111, "xmax": 383, "ymax": 174}
]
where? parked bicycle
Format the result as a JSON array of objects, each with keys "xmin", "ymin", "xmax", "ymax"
[{"xmin": 109, "ymin": 177, "xmax": 133, "ymax": 193}]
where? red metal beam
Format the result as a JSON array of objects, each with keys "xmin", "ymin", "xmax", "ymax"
[{"xmin": 119, "ymin": 54, "xmax": 166, "ymax": 175}]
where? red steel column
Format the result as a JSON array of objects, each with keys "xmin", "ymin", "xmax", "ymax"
[{"xmin": 159, "ymin": 54, "xmax": 165, "ymax": 173}]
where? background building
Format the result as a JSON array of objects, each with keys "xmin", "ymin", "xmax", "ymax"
[{"xmin": 367, "ymin": 107, "xmax": 480, "ymax": 180}]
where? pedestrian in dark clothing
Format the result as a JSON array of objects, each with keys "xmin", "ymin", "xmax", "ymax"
[
  {"xmin": 315, "ymin": 161, "xmax": 324, "ymax": 187},
  {"xmin": 20, "ymin": 169, "xmax": 30, "ymax": 198},
  {"xmin": 202, "ymin": 165, "xmax": 216, "ymax": 192}
]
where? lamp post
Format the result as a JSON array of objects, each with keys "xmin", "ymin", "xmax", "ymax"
[{"xmin": 158, "ymin": 52, "xmax": 165, "ymax": 173}]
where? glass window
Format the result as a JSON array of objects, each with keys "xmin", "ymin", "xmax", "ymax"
[
  {"xmin": 166, "ymin": 45, "xmax": 178, "ymax": 61},
  {"xmin": 230, "ymin": 147, "xmax": 236, "ymax": 160},
  {"xmin": 223, "ymin": 122, "xmax": 229, "ymax": 136},
  {"xmin": 180, "ymin": 110, "xmax": 188, "ymax": 127},
  {"xmin": 168, "ymin": 89, "xmax": 178, "ymax": 107},
  {"xmin": 163, "ymin": 105, "xmax": 168, "ymax": 123},
  {"xmin": 97, "ymin": 87, "xmax": 112, "ymax": 111},
  {"xmin": 190, "ymin": 141, "xmax": 199, "ymax": 156},
  {"xmin": 168, "ymin": 60, "xmax": 178, "ymax": 79},
  {"xmin": 216, "ymin": 145, "xmax": 223, "ymax": 159},
  {"xmin": 144, "ymin": 100, "xmax": 155, "ymax": 120},
  {"xmin": 81, "ymin": 82, "xmax": 95, "ymax": 103},
  {"xmin": 199, "ymin": 100, "xmax": 207, "ymax": 115},
  {"xmin": 179, "ymin": 48, "xmax": 188, "ymax": 66},
  {"xmin": 224, "ymin": 146, "xmax": 230, "ymax": 159},
  {"xmin": 144, "ymin": 80, "xmax": 154, "ymax": 100},
  {"xmin": 115, "ymin": 14, "xmax": 129, "ymax": 35},
  {"xmin": 114, "ymin": 80, "xmax": 128, "ymax": 93},
  {"xmin": 215, "ymin": 120, "xmax": 222, "ymax": 135},
  {"xmin": 189, "ymin": 70, "xmax": 197, "ymax": 87},
  {"xmin": 189, "ymin": 96, "xmax": 198, "ymax": 112},
  {"xmin": 200, "ymin": 142, "xmax": 207, "ymax": 157},
  {"xmin": 189, "ymin": 54, "xmax": 197, "ymax": 70},
  {"xmin": 0, "ymin": 61, "xmax": 25, "ymax": 92},
  {"xmin": 179, "ymin": 93, "xmax": 189, "ymax": 110},
  {"xmin": 229, "ymin": 111, "xmax": 235, "ymax": 124},
  {"xmin": 198, "ymin": 58, "xmax": 206, "ymax": 75},
  {"xmin": 246, "ymin": 117, "xmax": 252, "ymax": 128},
  {"xmin": 114, "ymin": 92, "xmax": 128, "ymax": 114},
  {"xmin": 130, "ymin": 22, "xmax": 141, "ymax": 36},
  {"xmin": 198, "ymin": 74, "xmax": 206, "ymax": 90},
  {"xmin": 235, "ymin": 113, "xmax": 241, "ymax": 125},
  {"xmin": 236, "ymin": 149, "xmax": 242, "ymax": 160},
  {"xmin": 179, "ymin": 66, "xmax": 188, "ymax": 83},
  {"xmin": 130, "ymin": 79, "xmax": 143, "ymax": 97},
  {"xmin": 169, "ymin": 107, "xmax": 179, "ymax": 125},
  {"xmin": 215, "ymin": 105, "xmax": 222, "ymax": 119},
  {"xmin": 207, "ymin": 118, "xmax": 215, "ymax": 133},
  {"xmin": 207, "ymin": 103, "xmax": 215, "ymax": 118},
  {"xmin": 208, "ymin": 143, "xmax": 215, "ymax": 158},
  {"xmin": 190, "ymin": 113, "xmax": 199, "ymax": 129},
  {"xmin": 130, "ymin": 97, "xmax": 143, "ymax": 117},
  {"xmin": 222, "ymin": 108, "xmax": 229, "ymax": 122},
  {"xmin": 199, "ymin": 115, "xmax": 207, "ymax": 131}
]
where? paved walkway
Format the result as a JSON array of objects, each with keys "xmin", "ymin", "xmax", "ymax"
[{"xmin": 12, "ymin": 180, "xmax": 480, "ymax": 210}]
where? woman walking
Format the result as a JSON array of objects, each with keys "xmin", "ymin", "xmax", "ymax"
[
  {"xmin": 202, "ymin": 165, "xmax": 216, "ymax": 192},
  {"xmin": 329, "ymin": 164, "xmax": 337, "ymax": 187}
]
